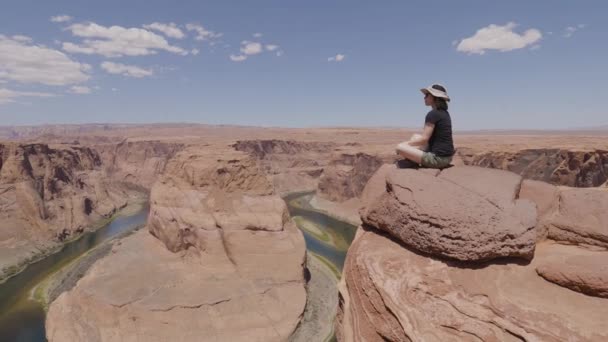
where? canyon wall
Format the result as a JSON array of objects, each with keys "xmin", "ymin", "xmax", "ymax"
[
  {"xmin": 459, "ymin": 147, "xmax": 608, "ymax": 187},
  {"xmin": 46, "ymin": 145, "xmax": 308, "ymax": 341},
  {"xmin": 0, "ymin": 143, "xmax": 138, "ymax": 279},
  {"xmin": 0, "ymin": 139, "xmax": 183, "ymax": 281},
  {"xmin": 336, "ymin": 164, "xmax": 608, "ymax": 341}
]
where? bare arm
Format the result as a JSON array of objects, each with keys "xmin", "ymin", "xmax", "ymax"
[{"xmin": 408, "ymin": 123, "xmax": 435, "ymax": 146}]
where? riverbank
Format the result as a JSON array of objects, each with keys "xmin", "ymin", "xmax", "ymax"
[
  {"xmin": 32, "ymin": 219, "xmax": 146, "ymax": 310},
  {"xmin": 0, "ymin": 194, "xmax": 147, "ymax": 284},
  {"xmin": 290, "ymin": 252, "xmax": 340, "ymax": 342},
  {"xmin": 0, "ymin": 200, "xmax": 150, "ymax": 341}
]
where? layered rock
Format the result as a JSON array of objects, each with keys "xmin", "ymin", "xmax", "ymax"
[
  {"xmin": 536, "ymin": 245, "xmax": 608, "ymax": 298},
  {"xmin": 337, "ymin": 228, "xmax": 608, "ymax": 341},
  {"xmin": 546, "ymin": 188, "xmax": 608, "ymax": 248},
  {"xmin": 337, "ymin": 164, "xmax": 608, "ymax": 341},
  {"xmin": 519, "ymin": 180, "xmax": 608, "ymax": 247},
  {"xmin": 459, "ymin": 148, "xmax": 608, "ymax": 187},
  {"xmin": 95, "ymin": 139, "xmax": 184, "ymax": 189},
  {"xmin": 233, "ymin": 139, "xmax": 333, "ymax": 195},
  {"xmin": 0, "ymin": 143, "xmax": 139, "ymax": 280},
  {"xmin": 317, "ymin": 153, "xmax": 390, "ymax": 202},
  {"xmin": 361, "ymin": 166, "xmax": 537, "ymax": 261},
  {"xmin": 46, "ymin": 146, "xmax": 307, "ymax": 341}
]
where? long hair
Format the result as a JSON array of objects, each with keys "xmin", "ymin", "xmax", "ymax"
[{"xmin": 434, "ymin": 97, "xmax": 448, "ymax": 111}]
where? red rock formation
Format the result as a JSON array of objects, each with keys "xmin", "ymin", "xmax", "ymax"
[
  {"xmin": 0, "ymin": 143, "xmax": 139, "ymax": 279},
  {"xmin": 233, "ymin": 139, "xmax": 334, "ymax": 195},
  {"xmin": 537, "ymin": 250, "xmax": 608, "ymax": 298},
  {"xmin": 459, "ymin": 148, "xmax": 608, "ymax": 187},
  {"xmin": 94, "ymin": 139, "xmax": 184, "ymax": 189},
  {"xmin": 46, "ymin": 146, "xmax": 308, "ymax": 341},
  {"xmin": 318, "ymin": 153, "xmax": 391, "ymax": 202},
  {"xmin": 337, "ymin": 164, "xmax": 608, "ymax": 341},
  {"xmin": 361, "ymin": 166, "xmax": 537, "ymax": 261}
]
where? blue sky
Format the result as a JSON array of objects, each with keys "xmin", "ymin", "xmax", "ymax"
[{"xmin": 0, "ymin": 0, "xmax": 606, "ymax": 130}]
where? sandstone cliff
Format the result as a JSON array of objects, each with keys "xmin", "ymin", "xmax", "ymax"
[
  {"xmin": 233, "ymin": 139, "xmax": 335, "ymax": 195},
  {"xmin": 94, "ymin": 139, "xmax": 184, "ymax": 189},
  {"xmin": 46, "ymin": 145, "xmax": 308, "ymax": 342},
  {"xmin": 337, "ymin": 164, "xmax": 608, "ymax": 341},
  {"xmin": 459, "ymin": 147, "xmax": 608, "ymax": 187},
  {"xmin": 0, "ymin": 143, "xmax": 140, "ymax": 280}
]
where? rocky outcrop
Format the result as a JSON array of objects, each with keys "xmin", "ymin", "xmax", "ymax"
[
  {"xmin": 233, "ymin": 139, "xmax": 335, "ymax": 195},
  {"xmin": 318, "ymin": 153, "xmax": 391, "ymax": 202},
  {"xmin": 46, "ymin": 146, "xmax": 307, "ymax": 342},
  {"xmin": 536, "ymin": 246, "xmax": 608, "ymax": 299},
  {"xmin": 337, "ymin": 229, "xmax": 608, "ymax": 341},
  {"xmin": 519, "ymin": 181, "xmax": 608, "ymax": 247},
  {"xmin": 459, "ymin": 148, "xmax": 608, "ymax": 187},
  {"xmin": 0, "ymin": 143, "xmax": 140, "ymax": 280},
  {"xmin": 337, "ymin": 164, "xmax": 608, "ymax": 341},
  {"xmin": 361, "ymin": 166, "xmax": 537, "ymax": 261},
  {"xmin": 546, "ymin": 188, "xmax": 608, "ymax": 248},
  {"xmin": 95, "ymin": 139, "xmax": 184, "ymax": 189},
  {"xmin": 233, "ymin": 139, "xmax": 336, "ymax": 159}
]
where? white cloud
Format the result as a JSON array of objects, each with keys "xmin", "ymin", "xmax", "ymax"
[
  {"xmin": 253, "ymin": 33, "xmax": 263, "ymax": 38},
  {"xmin": 100, "ymin": 61, "xmax": 153, "ymax": 78},
  {"xmin": 229, "ymin": 54, "xmax": 247, "ymax": 62},
  {"xmin": 230, "ymin": 39, "xmax": 282, "ymax": 61},
  {"xmin": 0, "ymin": 88, "xmax": 55, "ymax": 104},
  {"xmin": 143, "ymin": 22, "xmax": 185, "ymax": 39},
  {"xmin": 69, "ymin": 85, "xmax": 91, "ymax": 94},
  {"xmin": 328, "ymin": 54, "xmax": 346, "ymax": 62},
  {"xmin": 563, "ymin": 24, "xmax": 585, "ymax": 38},
  {"xmin": 186, "ymin": 23, "xmax": 222, "ymax": 41},
  {"xmin": 51, "ymin": 15, "xmax": 72, "ymax": 23},
  {"xmin": 111, "ymin": 87, "xmax": 118, "ymax": 92},
  {"xmin": 456, "ymin": 22, "xmax": 542, "ymax": 55},
  {"xmin": 12, "ymin": 35, "xmax": 32, "ymax": 43},
  {"xmin": 240, "ymin": 41, "xmax": 262, "ymax": 55},
  {"xmin": 276, "ymin": 50, "xmax": 284, "ymax": 57},
  {"xmin": 0, "ymin": 35, "xmax": 90, "ymax": 86},
  {"xmin": 63, "ymin": 22, "xmax": 188, "ymax": 57},
  {"xmin": 191, "ymin": 48, "xmax": 200, "ymax": 55}
]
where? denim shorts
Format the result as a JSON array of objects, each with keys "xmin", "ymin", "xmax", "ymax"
[{"xmin": 421, "ymin": 152, "xmax": 453, "ymax": 169}]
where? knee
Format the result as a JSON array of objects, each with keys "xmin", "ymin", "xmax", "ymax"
[
  {"xmin": 410, "ymin": 133, "xmax": 422, "ymax": 141},
  {"xmin": 396, "ymin": 142, "xmax": 411, "ymax": 154}
]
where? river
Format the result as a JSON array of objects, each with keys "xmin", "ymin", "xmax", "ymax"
[
  {"xmin": 0, "ymin": 192, "xmax": 357, "ymax": 342},
  {"xmin": 0, "ymin": 207, "xmax": 149, "ymax": 342}
]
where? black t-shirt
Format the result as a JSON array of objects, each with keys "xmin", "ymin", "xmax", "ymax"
[{"xmin": 425, "ymin": 109, "xmax": 455, "ymax": 157}]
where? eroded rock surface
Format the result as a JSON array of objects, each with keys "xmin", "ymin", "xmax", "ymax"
[
  {"xmin": 337, "ymin": 228, "xmax": 608, "ymax": 342},
  {"xmin": 361, "ymin": 166, "xmax": 537, "ymax": 261},
  {"xmin": 547, "ymin": 188, "xmax": 608, "ymax": 248},
  {"xmin": 46, "ymin": 146, "xmax": 307, "ymax": 342},
  {"xmin": 338, "ymin": 163, "xmax": 608, "ymax": 341},
  {"xmin": 318, "ymin": 153, "xmax": 391, "ymax": 202},
  {"xmin": 536, "ymin": 244, "xmax": 608, "ymax": 298},
  {"xmin": 0, "ymin": 143, "xmax": 140, "ymax": 279},
  {"xmin": 459, "ymin": 148, "xmax": 608, "ymax": 187}
]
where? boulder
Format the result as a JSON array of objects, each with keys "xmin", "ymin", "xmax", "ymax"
[
  {"xmin": 361, "ymin": 166, "xmax": 537, "ymax": 261},
  {"xmin": 519, "ymin": 179, "xmax": 560, "ymax": 240},
  {"xmin": 537, "ymin": 245, "xmax": 608, "ymax": 298},
  {"xmin": 546, "ymin": 188, "xmax": 608, "ymax": 248}
]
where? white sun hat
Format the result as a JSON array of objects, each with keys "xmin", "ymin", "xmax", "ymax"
[{"xmin": 420, "ymin": 83, "xmax": 450, "ymax": 101}]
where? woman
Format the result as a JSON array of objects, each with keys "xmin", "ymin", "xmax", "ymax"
[{"xmin": 396, "ymin": 84, "xmax": 455, "ymax": 169}]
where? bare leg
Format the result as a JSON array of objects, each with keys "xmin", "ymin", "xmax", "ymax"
[{"xmin": 396, "ymin": 142, "xmax": 424, "ymax": 164}]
